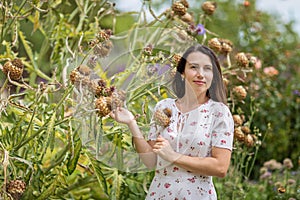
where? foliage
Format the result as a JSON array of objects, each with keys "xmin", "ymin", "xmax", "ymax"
[{"xmin": 0, "ymin": 0, "xmax": 299, "ymax": 199}]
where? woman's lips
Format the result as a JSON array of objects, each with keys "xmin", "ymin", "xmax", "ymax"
[{"xmin": 193, "ymin": 80, "xmax": 206, "ymax": 85}]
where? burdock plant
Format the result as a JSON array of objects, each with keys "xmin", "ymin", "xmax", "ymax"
[{"xmin": 0, "ymin": 0, "xmax": 280, "ymax": 200}]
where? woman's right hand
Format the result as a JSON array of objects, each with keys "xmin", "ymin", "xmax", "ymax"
[{"xmin": 110, "ymin": 107, "xmax": 135, "ymax": 125}]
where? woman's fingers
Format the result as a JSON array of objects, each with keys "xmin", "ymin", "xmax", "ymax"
[
  {"xmin": 109, "ymin": 107, "xmax": 120, "ymax": 119},
  {"xmin": 109, "ymin": 112, "xmax": 115, "ymax": 118},
  {"xmin": 153, "ymin": 140, "xmax": 166, "ymax": 150},
  {"xmin": 155, "ymin": 136, "xmax": 165, "ymax": 143}
]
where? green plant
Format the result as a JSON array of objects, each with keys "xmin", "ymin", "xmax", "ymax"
[{"xmin": 1, "ymin": 0, "xmax": 299, "ymax": 200}]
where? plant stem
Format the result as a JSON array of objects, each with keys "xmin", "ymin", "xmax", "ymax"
[
  {"xmin": 0, "ymin": 78, "xmax": 8, "ymax": 95},
  {"xmin": 1, "ymin": 0, "xmax": 27, "ymax": 43}
]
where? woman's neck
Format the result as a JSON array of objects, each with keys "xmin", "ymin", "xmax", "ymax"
[
  {"xmin": 180, "ymin": 93, "xmax": 208, "ymax": 105},
  {"xmin": 176, "ymin": 95, "xmax": 209, "ymax": 113}
]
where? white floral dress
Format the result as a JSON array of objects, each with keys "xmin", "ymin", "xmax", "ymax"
[{"xmin": 146, "ymin": 98, "xmax": 234, "ymax": 200}]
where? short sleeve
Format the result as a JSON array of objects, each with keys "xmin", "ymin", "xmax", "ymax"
[{"xmin": 211, "ymin": 103, "xmax": 234, "ymax": 150}]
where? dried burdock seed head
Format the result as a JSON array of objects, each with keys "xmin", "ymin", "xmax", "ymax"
[
  {"xmin": 235, "ymin": 52, "xmax": 249, "ymax": 68},
  {"xmin": 163, "ymin": 108, "xmax": 172, "ymax": 118},
  {"xmin": 101, "ymin": 87, "xmax": 113, "ymax": 97},
  {"xmin": 97, "ymin": 79, "xmax": 107, "ymax": 88},
  {"xmin": 109, "ymin": 85, "xmax": 116, "ymax": 94},
  {"xmin": 241, "ymin": 125, "xmax": 251, "ymax": 134},
  {"xmin": 164, "ymin": 8, "xmax": 175, "ymax": 19},
  {"xmin": 11, "ymin": 59, "xmax": 24, "ymax": 69},
  {"xmin": 69, "ymin": 69, "xmax": 80, "ymax": 84},
  {"xmin": 87, "ymin": 55, "xmax": 98, "ymax": 68},
  {"xmin": 6, "ymin": 179, "xmax": 26, "ymax": 200},
  {"xmin": 180, "ymin": 0, "xmax": 189, "ymax": 8},
  {"xmin": 208, "ymin": 38, "xmax": 222, "ymax": 53},
  {"xmin": 219, "ymin": 38, "xmax": 233, "ymax": 54},
  {"xmin": 111, "ymin": 89, "xmax": 126, "ymax": 109},
  {"xmin": 223, "ymin": 78, "xmax": 229, "ymax": 87},
  {"xmin": 234, "ymin": 126, "xmax": 245, "ymax": 142},
  {"xmin": 181, "ymin": 12, "xmax": 193, "ymax": 23},
  {"xmin": 2, "ymin": 58, "xmax": 24, "ymax": 80},
  {"xmin": 77, "ymin": 65, "xmax": 91, "ymax": 76},
  {"xmin": 88, "ymin": 39, "xmax": 99, "ymax": 48},
  {"xmin": 95, "ymin": 85, "xmax": 115, "ymax": 98},
  {"xmin": 232, "ymin": 85, "xmax": 247, "ymax": 100},
  {"xmin": 175, "ymin": 28, "xmax": 190, "ymax": 41},
  {"xmin": 201, "ymin": 1, "xmax": 217, "ymax": 15},
  {"xmin": 143, "ymin": 44, "xmax": 153, "ymax": 55},
  {"xmin": 154, "ymin": 107, "xmax": 172, "ymax": 127},
  {"xmin": 244, "ymin": 134, "xmax": 254, "ymax": 147},
  {"xmin": 89, "ymin": 79, "xmax": 107, "ymax": 97},
  {"xmin": 95, "ymin": 96, "xmax": 112, "ymax": 117},
  {"xmin": 93, "ymin": 40, "xmax": 113, "ymax": 58},
  {"xmin": 171, "ymin": 54, "xmax": 182, "ymax": 64},
  {"xmin": 221, "ymin": 43, "xmax": 232, "ymax": 54},
  {"xmin": 208, "ymin": 38, "xmax": 233, "ymax": 54},
  {"xmin": 172, "ymin": 1, "xmax": 187, "ymax": 16},
  {"xmin": 96, "ymin": 29, "xmax": 111, "ymax": 42},
  {"xmin": 246, "ymin": 53, "xmax": 257, "ymax": 67},
  {"xmin": 69, "ymin": 67, "xmax": 91, "ymax": 86},
  {"xmin": 233, "ymin": 114, "xmax": 243, "ymax": 126},
  {"xmin": 105, "ymin": 29, "xmax": 113, "ymax": 36}
]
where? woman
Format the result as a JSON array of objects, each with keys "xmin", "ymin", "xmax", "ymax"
[{"xmin": 110, "ymin": 44, "xmax": 234, "ymax": 199}]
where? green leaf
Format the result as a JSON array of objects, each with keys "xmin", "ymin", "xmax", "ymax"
[
  {"xmin": 18, "ymin": 31, "xmax": 34, "ymax": 65},
  {"xmin": 19, "ymin": 31, "xmax": 52, "ymax": 81},
  {"xmin": 67, "ymin": 138, "xmax": 82, "ymax": 174},
  {"xmin": 36, "ymin": 179, "xmax": 58, "ymax": 200},
  {"xmin": 111, "ymin": 170, "xmax": 123, "ymax": 200},
  {"xmin": 85, "ymin": 150, "xmax": 108, "ymax": 196},
  {"xmin": 39, "ymin": 110, "xmax": 56, "ymax": 160},
  {"xmin": 49, "ymin": 111, "xmax": 56, "ymax": 152},
  {"xmin": 44, "ymin": 141, "xmax": 70, "ymax": 173},
  {"xmin": 33, "ymin": 10, "xmax": 40, "ymax": 32}
]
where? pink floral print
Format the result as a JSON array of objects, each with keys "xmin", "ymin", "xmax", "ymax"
[{"xmin": 146, "ymin": 98, "xmax": 234, "ymax": 200}]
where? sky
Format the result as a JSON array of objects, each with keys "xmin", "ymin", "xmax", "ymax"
[
  {"xmin": 114, "ymin": 0, "xmax": 300, "ymax": 34},
  {"xmin": 256, "ymin": 0, "xmax": 300, "ymax": 33}
]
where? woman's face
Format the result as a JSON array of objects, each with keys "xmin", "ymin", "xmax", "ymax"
[{"xmin": 183, "ymin": 51, "xmax": 213, "ymax": 96}]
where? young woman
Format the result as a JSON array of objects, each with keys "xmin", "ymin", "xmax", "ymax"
[{"xmin": 110, "ymin": 44, "xmax": 234, "ymax": 200}]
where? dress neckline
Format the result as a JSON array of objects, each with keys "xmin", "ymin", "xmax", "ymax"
[{"xmin": 173, "ymin": 98, "xmax": 211, "ymax": 115}]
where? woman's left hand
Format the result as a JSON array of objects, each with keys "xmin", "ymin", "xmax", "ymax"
[{"xmin": 153, "ymin": 135, "xmax": 180, "ymax": 163}]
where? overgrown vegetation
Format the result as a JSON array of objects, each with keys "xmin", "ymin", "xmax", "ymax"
[{"xmin": 0, "ymin": 0, "xmax": 299, "ymax": 199}]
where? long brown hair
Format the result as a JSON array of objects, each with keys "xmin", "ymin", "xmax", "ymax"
[{"xmin": 172, "ymin": 44, "xmax": 227, "ymax": 104}]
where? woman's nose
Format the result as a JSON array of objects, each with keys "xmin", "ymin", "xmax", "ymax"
[{"xmin": 196, "ymin": 68, "xmax": 204, "ymax": 78}]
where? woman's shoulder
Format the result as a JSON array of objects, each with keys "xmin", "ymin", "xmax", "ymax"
[
  {"xmin": 155, "ymin": 98, "xmax": 175, "ymax": 109},
  {"xmin": 157, "ymin": 98, "xmax": 175, "ymax": 105},
  {"xmin": 208, "ymin": 99, "xmax": 231, "ymax": 113}
]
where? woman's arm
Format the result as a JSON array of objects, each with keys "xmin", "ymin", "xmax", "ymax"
[
  {"xmin": 110, "ymin": 107, "xmax": 157, "ymax": 169},
  {"xmin": 153, "ymin": 136, "xmax": 231, "ymax": 178},
  {"xmin": 173, "ymin": 147, "xmax": 231, "ymax": 178},
  {"xmin": 127, "ymin": 119, "xmax": 157, "ymax": 169}
]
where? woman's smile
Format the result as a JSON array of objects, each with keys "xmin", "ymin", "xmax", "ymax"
[{"xmin": 193, "ymin": 80, "xmax": 206, "ymax": 86}]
